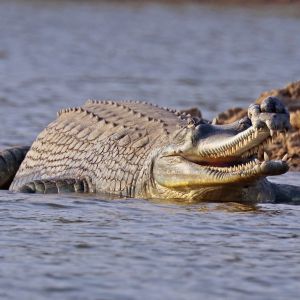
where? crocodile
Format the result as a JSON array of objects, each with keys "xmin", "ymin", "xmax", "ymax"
[{"xmin": 1, "ymin": 96, "xmax": 300, "ymax": 203}]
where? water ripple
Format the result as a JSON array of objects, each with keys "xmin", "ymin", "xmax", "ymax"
[{"xmin": 1, "ymin": 1, "xmax": 300, "ymax": 299}]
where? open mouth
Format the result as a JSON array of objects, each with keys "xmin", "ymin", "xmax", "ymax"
[
  {"xmin": 154, "ymin": 125, "xmax": 289, "ymax": 189},
  {"xmin": 187, "ymin": 130, "xmax": 289, "ymax": 178}
]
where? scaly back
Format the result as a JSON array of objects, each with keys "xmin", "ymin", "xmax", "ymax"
[{"xmin": 10, "ymin": 100, "xmax": 188, "ymax": 197}]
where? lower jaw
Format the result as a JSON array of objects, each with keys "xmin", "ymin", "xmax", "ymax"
[
  {"xmin": 199, "ymin": 159, "xmax": 289, "ymax": 185},
  {"xmin": 153, "ymin": 154, "xmax": 288, "ymax": 190}
]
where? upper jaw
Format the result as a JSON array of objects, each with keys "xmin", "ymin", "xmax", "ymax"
[
  {"xmin": 180, "ymin": 125, "xmax": 290, "ymax": 181},
  {"xmin": 192, "ymin": 125, "xmax": 269, "ymax": 160},
  {"xmin": 182, "ymin": 96, "xmax": 291, "ymax": 175}
]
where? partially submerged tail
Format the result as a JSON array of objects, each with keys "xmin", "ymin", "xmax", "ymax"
[{"xmin": 0, "ymin": 146, "xmax": 30, "ymax": 189}]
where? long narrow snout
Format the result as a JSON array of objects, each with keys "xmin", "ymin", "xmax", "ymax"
[
  {"xmin": 194, "ymin": 125, "xmax": 270, "ymax": 159},
  {"xmin": 153, "ymin": 97, "xmax": 291, "ymax": 191}
]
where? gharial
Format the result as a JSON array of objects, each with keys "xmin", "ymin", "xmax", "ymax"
[{"xmin": 1, "ymin": 96, "xmax": 300, "ymax": 203}]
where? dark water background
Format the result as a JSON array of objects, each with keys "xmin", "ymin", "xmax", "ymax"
[{"xmin": 0, "ymin": 1, "xmax": 300, "ymax": 299}]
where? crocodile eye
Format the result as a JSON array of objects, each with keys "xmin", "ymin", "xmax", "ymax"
[
  {"xmin": 187, "ymin": 117, "xmax": 209, "ymax": 128},
  {"xmin": 193, "ymin": 123, "xmax": 212, "ymax": 141},
  {"xmin": 197, "ymin": 118, "xmax": 210, "ymax": 125}
]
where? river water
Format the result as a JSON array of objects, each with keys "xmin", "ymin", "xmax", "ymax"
[{"xmin": 0, "ymin": 1, "xmax": 300, "ymax": 299}]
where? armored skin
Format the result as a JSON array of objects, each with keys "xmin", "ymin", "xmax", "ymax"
[{"xmin": 1, "ymin": 97, "xmax": 300, "ymax": 203}]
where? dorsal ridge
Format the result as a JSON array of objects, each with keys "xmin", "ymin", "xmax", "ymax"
[{"xmin": 58, "ymin": 106, "xmax": 103, "ymax": 122}]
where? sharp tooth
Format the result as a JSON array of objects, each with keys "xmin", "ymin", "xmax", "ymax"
[
  {"xmin": 282, "ymin": 153, "xmax": 288, "ymax": 161},
  {"xmin": 264, "ymin": 152, "xmax": 270, "ymax": 161},
  {"xmin": 270, "ymin": 129, "xmax": 274, "ymax": 137},
  {"xmin": 255, "ymin": 158, "xmax": 260, "ymax": 164}
]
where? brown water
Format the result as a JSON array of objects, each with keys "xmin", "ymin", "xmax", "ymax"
[{"xmin": 0, "ymin": 1, "xmax": 300, "ymax": 299}]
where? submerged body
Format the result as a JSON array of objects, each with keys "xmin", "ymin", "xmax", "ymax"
[{"xmin": 1, "ymin": 97, "xmax": 300, "ymax": 203}]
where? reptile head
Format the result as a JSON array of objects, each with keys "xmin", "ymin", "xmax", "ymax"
[{"xmin": 152, "ymin": 97, "xmax": 290, "ymax": 201}]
